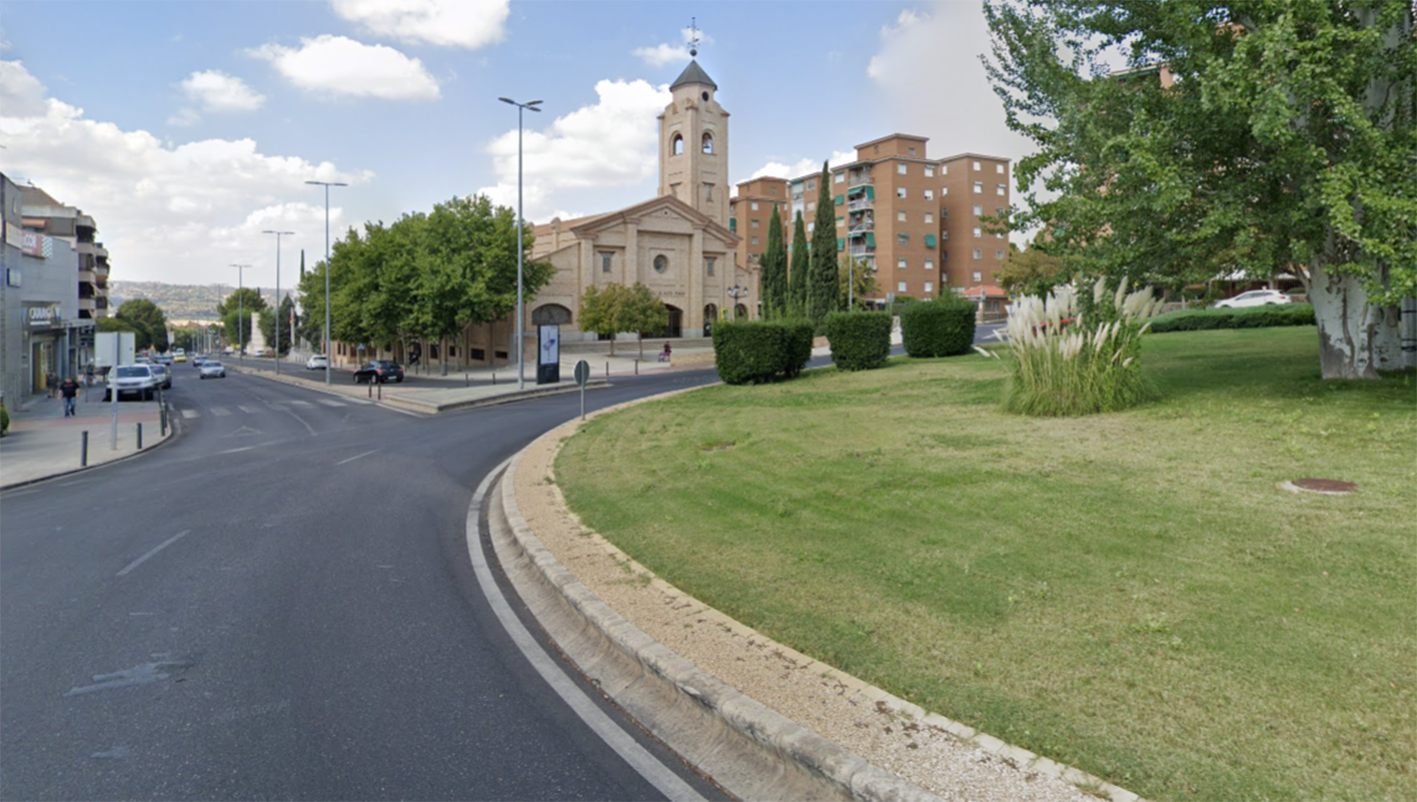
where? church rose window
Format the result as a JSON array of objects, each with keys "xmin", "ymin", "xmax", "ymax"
[{"xmin": 654, "ymin": 255, "xmax": 668, "ymax": 273}]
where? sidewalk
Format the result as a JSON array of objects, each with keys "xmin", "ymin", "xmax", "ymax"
[{"xmin": 0, "ymin": 389, "xmax": 172, "ymax": 490}]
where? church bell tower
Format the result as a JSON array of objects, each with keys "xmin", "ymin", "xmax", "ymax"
[{"xmin": 658, "ymin": 59, "xmax": 729, "ymax": 228}]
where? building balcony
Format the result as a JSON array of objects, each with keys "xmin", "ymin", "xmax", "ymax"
[
  {"xmin": 848, "ymin": 246, "xmax": 874, "ymax": 257},
  {"xmin": 79, "ymin": 297, "xmax": 96, "ymax": 311},
  {"xmin": 848, "ymin": 223, "xmax": 874, "ymax": 234},
  {"xmin": 847, "ymin": 200, "xmax": 874, "ymax": 212},
  {"xmin": 848, "ymin": 172, "xmax": 874, "ymax": 187},
  {"xmin": 79, "ymin": 270, "xmax": 96, "ymax": 284}
]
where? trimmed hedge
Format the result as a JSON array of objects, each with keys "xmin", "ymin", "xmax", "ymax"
[
  {"xmin": 1150, "ymin": 304, "xmax": 1315, "ymax": 333},
  {"xmin": 712, "ymin": 319, "xmax": 814, "ymax": 384},
  {"xmin": 900, "ymin": 296, "xmax": 977, "ymax": 357},
  {"xmin": 825, "ymin": 311, "xmax": 893, "ymax": 371}
]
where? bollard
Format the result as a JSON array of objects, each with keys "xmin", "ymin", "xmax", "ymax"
[
  {"xmin": 606, "ymin": 362, "xmax": 609, "ymax": 378},
  {"xmin": 377, "ymin": 382, "xmax": 382, "ymax": 400},
  {"xmin": 136, "ymin": 422, "xmax": 143, "ymax": 450},
  {"xmin": 492, "ymin": 373, "xmax": 496, "ymax": 386},
  {"xmin": 465, "ymin": 372, "xmax": 469, "ymax": 388},
  {"xmin": 635, "ymin": 359, "xmax": 639, "ymax": 376},
  {"xmin": 367, "ymin": 380, "xmax": 372, "ymax": 399},
  {"xmin": 81, "ymin": 431, "xmax": 89, "ymax": 467},
  {"xmin": 160, "ymin": 406, "xmax": 168, "ymax": 437}
]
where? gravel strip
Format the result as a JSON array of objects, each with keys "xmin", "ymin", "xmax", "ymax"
[{"xmin": 514, "ymin": 414, "xmax": 1127, "ymax": 802}]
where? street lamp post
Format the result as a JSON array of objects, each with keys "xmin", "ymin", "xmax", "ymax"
[
  {"xmin": 231, "ymin": 264, "xmax": 250, "ymax": 365},
  {"xmin": 305, "ymin": 180, "xmax": 347, "ymax": 385},
  {"xmin": 263, "ymin": 230, "xmax": 295, "ymax": 374},
  {"xmin": 499, "ymin": 96, "xmax": 543, "ymax": 390},
  {"xmin": 727, "ymin": 285, "xmax": 748, "ymax": 320}
]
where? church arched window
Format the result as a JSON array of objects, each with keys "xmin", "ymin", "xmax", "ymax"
[
  {"xmin": 672, "ymin": 134, "xmax": 684, "ymax": 155},
  {"xmin": 702, "ymin": 132, "xmax": 714, "ymax": 154}
]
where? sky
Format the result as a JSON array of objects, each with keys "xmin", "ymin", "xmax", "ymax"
[{"xmin": 0, "ymin": 0, "xmax": 1038, "ymax": 289}]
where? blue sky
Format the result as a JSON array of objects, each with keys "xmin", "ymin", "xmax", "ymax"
[{"xmin": 0, "ymin": 0, "xmax": 1034, "ymax": 288}]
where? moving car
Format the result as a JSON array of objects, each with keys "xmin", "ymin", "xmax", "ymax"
[
  {"xmin": 353, "ymin": 360, "xmax": 404, "ymax": 384},
  {"xmin": 306, "ymin": 354, "xmax": 329, "ymax": 370},
  {"xmin": 191, "ymin": 355, "xmax": 207, "ymax": 367},
  {"xmin": 104, "ymin": 364, "xmax": 160, "ymax": 401},
  {"xmin": 198, "ymin": 360, "xmax": 226, "ymax": 379},
  {"xmin": 1213, "ymin": 289, "xmax": 1291, "ymax": 309},
  {"xmin": 173, "ymin": 348, "xmax": 187, "ymax": 363},
  {"xmin": 149, "ymin": 363, "xmax": 172, "ymax": 390}
]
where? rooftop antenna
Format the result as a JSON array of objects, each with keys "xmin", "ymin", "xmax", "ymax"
[{"xmin": 688, "ymin": 17, "xmax": 700, "ymax": 57}]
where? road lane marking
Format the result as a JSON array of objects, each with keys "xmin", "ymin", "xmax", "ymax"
[
  {"xmin": 465, "ymin": 463, "xmax": 705, "ymax": 801},
  {"xmin": 181, "ymin": 409, "xmax": 199, "ymax": 419},
  {"xmin": 238, "ymin": 405, "xmax": 259, "ymax": 414},
  {"xmin": 219, "ymin": 446, "xmax": 256, "ymax": 454},
  {"xmin": 335, "ymin": 449, "xmax": 379, "ymax": 466},
  {"xmin": 290, "ymin": 400, "xmax": 313, "ymax": 407},
  {"xmin": 211, "ymin": 407, "xmax": 230, "ymax": 416},
  {"xmin": 317, "ymin": 399, "xmax": 347, "ymax": 407},
  {"xmin": 117, "ymin": 530, "xmax": 192, "ymax": 577}
]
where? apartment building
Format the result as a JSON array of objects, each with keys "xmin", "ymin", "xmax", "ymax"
[
  {"xmin": 727, "ymin": 177, "xmax": 789, "ymax": 271},
  {"xmin": 20, "ymin": 185, "xmax": 111, "ymax": 320},
  {"xmin": 756, "ymin": 134, "xmax": 1009, "ymax": 306}
]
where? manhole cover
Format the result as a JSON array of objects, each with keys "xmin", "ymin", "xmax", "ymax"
[{"xmin": 1278, "ymin": 478, "xmax": 1358, "ymax": 495}]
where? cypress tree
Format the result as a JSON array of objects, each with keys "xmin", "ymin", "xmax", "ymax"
[
  {"xmin": 807, "ymin": 161, "xmax": 840, "ymax": 331},
  {"xmin": 759, "ymin": 206, "xmax": 787, "ymax": 318},
  {"xmin": 789, "ymin": 211, "xmax": 809, "ymax": 315}
]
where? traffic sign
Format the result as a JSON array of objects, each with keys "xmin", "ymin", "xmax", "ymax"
[{"xmin": 574, "ymin": 360, "xmax": 590, "ymax": 387}]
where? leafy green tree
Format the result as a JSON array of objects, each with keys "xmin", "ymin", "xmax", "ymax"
[
  {"xmin": 95, "ymin": 317, "xmax": 138, "ymax": 335},
  {"xmin": 759, "ymin": 207, "xmax": 788, "ymax": 318},
  {"xmin": 984, "ymin": 0, "xmax": 1416, "ymax": 379},
  {"xmin": 578, "ymin": 284, "xmax": 623, "ymax": 355},
  {"xmin": 808, "ymin": 162, "xmax": 841, "ymax": 331},
  {"xmin": 998, "ymin": 243, "xmax": 1067, "ymax": 298},
  {"xmin": 296, "ymin": 261, "xmax": 328, "ymax": 350},
  {"xmin": 258, "ymin": 295, "xmax": 297, "ymax": 356},
  {"xmin": 116, "ymin": 298, "xmax": 169, "ymax": 352},
  {"xmin": 618, "ymin": 282, "xmax": 671, "ymax": 359},
  {"xmin": 217, "ymin": 288, "xmax": 266, "ymax": 351},
  {"xmin": 837, "ymin": 258, "xmax": 881, "ymax": 312},
  {"xmin": 789, "ymin": 212, "xmax": 809, "ymax": 314}
]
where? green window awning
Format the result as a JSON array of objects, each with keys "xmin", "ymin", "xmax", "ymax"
[
  {"xmin": 834, "ymin": 194, "xmax": 844, "ymax": 206},
  {"xmin": 865, "ymin": 186, "xmax": 875, "ymax": 200},
  {"xmin": 837, "ymin": 238, "xmax": 845, "ymax": 252},
  {"xmin": 729, "ymin": 218, "xmax": 736, "ymax": 231},
  {"xmin": 899, "ymin": 233, "xmax": 909, "ymax": 242},
  {"xmin": 865, "ymin": 233, "xmax": 877, "ymax": 248},
  {"xmin": 925, "ymin": 234, "xmax": 937, "ymax": 248}
]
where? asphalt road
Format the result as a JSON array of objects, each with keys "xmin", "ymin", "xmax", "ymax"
[
  {"xmin": 1, "ymin": 329, "xmax": 1004, "ymax": 800},
  {"xmin": 0, "ymin": 365, "xmax": 725, "ymax": 801}
]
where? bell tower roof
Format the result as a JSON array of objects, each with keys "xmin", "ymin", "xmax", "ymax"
[{"xmin": 670, "ymin": 60, "xmax": 717, "ymax": 90}]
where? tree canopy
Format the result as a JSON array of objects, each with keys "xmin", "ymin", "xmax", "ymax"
[
  {"xmin": 984, "ymin": 0, "xmax": 1416, "ymax": 379},
  {"xmin": 760, "ymin": 207, "xmax": 788, "ymax": 318},
  {"xmin": 808, "ymin": 162, "xmax": 841, "ymax": 331},
  {"xmin": 217, "ymin": 288, "xmax": 266, "ymax": 351},
  {"xmin": 789, "ymin": 212, "xmax": 809, "ymax": 314},
  {"xmin": 576, "ymin": 282, "xmax": 669, "ymax": 359},
  {"xmin": 115, "ymin": 298, "xmax": 169, "ymax": 353}
]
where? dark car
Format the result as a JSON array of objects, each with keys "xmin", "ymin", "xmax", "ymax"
[{"xmin": 353, "ymin": 360, "xmax": 405, "ymax": 384}]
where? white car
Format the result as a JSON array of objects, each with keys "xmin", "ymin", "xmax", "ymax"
[
  {"xmin": 105, "ymin": 364, "xmax": 160, "ymax": 401},
  {"xmin": 198, "ymin": 360, "xmax": 226, "ymax": 379},
  {"xmin": 306, "ymin": 354, "xmax": 330, "ymax": 370},
  {"xmin": 1214, "ymin": 289, "xmax": 1291, "ymax": 308}
]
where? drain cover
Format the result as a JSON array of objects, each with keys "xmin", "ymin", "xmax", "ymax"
[{"xmin": 1279, "ymin": 478, "xmax": 1358, "ymax": 495}]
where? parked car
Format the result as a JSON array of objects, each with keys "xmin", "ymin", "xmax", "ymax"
[
  {"xmin": 1213, "ymin": 289, "xmax": 1291, "ymax": 309},
  {"xmin": 149, "ymin": 363, "xmax": 172, "ymax": 390},
  {"xmin": 104, "ymin": 364, "xmax": 160, "ymax": 401},
  {"xmin": 306, "ymin": 354, "xmax": 330, "ymax": 370},
  {"xmin": 353, "ymin": 360, "xmax": 404, "ymax": 384},
  {"xmin": 198, "ymin": 360, "xmax": 226, "ymax": 379},
  {"xmin": 191, "ymin": 355, "xmax": 208, "ymax": 367},
  {"xmin": 155, "ymin": 354, "xmax": 175, "ymax": 368}
]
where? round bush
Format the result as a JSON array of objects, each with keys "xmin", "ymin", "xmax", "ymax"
[
  {"xmin": 900, "ymin": 296, "xmax": 977, "ymax": 357},
  {"xmin": 824, "ymin": 311, "xmax": 892, "ymax": 371}
]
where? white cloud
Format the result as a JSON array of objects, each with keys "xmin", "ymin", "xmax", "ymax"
[
  {"xmin": 632, "ymin": 26, "xmax": 713, "ymax": 68},
  {"xmin": 0, "ymin": 59, "xmax": 369, "ymax": 285},
  {"xmin": 166, "ymin": 107, "xmax": 202, "ymax": 127},
  {"xmin": 249, "ymin": 35, "xmax": 439, "ymax": 100},
  {"xmin": 476, "ymin": 79, "xmax": 672, "ymax": 222},
  {"xmin": 179, "ymin": 70, "xmax": 266, "ymax": 113},
  {"xmin": 746, "ymin": 150, "xmax": 856, "ymax": 183},
  {"xmin": 330, "ymin": 0, "xmax": 509, "ymax": 49}
]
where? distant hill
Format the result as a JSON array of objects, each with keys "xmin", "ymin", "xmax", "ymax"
[{"xmin": 109, "ymin": 281, "xmax": 294, "ymax": 325}]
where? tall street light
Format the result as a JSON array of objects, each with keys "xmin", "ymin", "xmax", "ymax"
[
  {"xmin": 306, "ymin": 180, "xmax": 347, "ymax": 386},
  {"xmin": 499, "ymin": 96, "xmax": 542, "ymax": 390},
  {"xmin": 263, "ymin": 230, "xmax": 295, "ymax": 374},
  {"xmin": 231, "ymin": 264, "xmax": 250, "ymax": 365}
]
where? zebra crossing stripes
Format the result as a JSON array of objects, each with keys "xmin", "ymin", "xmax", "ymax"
[
  {"xmin": 237, "ymin": 405, "xmax": 260, "ymax": 414},
  {"xmin": 317, "ymin": 399, "xmax": 347, "ymax": 407},
  {"xmin": 289, "ymin": 400, "xmax": 314, "ymax": 408},
  {"xmin": 210, "ymin": 407, "xmax": 231, "ymax": 416},
  {"xmin": 180, "ymin": 409, "xmax": 199, "ymax": 419}
]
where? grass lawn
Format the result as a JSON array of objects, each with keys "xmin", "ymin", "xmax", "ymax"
[{"xmin": 555, "ymin": 326, "xmax": 1416, "ymax": 802}]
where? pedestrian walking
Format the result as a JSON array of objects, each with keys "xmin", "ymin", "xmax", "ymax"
[
  {"xmin": 59, "ymin": 376, "xmax": 79, "ymax": 417},
  {"xmin": 46, "ymin": 371, "xmax": 58, "ymax": 398}
]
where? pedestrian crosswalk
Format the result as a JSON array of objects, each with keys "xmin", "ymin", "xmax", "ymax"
[{"xmin": 178, "ymin": 398, "xmax": 349, "ymax": 419}]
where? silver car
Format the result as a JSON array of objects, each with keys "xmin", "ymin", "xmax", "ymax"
[
  {"xmin": 105, "ymin": 364, "xmax": 160, "ymax": 401},
  {"xmin": 149, "ymin": 363, "xmax": 172, "ymax": 390},
  {"xmin": 198, "ymin": 360, "xmax": 226, "ymax": 379}
]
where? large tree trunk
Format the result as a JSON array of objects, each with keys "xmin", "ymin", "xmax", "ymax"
[{"xmin": 1309, "ymin": 263, "xmax": 1381, "ymax": 380}]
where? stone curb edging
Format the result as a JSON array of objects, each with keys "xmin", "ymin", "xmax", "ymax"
[
  {"xmin": 0, "ymin": 412, "xmax": 181, "ymax": 492},
  {"xmin": 500, "ymin": 390, "xmax": 1145, "ymax": 802}
]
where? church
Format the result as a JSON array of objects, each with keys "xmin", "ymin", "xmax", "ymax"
[{"xmin": 526, "ymin": 60, "xmax": 754, "ymax": 340}]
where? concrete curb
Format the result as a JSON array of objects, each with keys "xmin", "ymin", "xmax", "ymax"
[
  {"xmin": 0, "ymin": 412, "xmax": 181, "ymax": 492},
  {"xmin": 496, "ymin": 390, "xmax": 1144, "ymax": 802}
]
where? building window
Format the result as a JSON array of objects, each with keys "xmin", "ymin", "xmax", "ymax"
[
  {"xmin": 705, "ymin": 183, "xmax": 714, "ymax": 202},
  {"xmin": 924, "ymin": 189, "xmax": 934, "ymax": 201},
  {"xmin": 973, "ymin": 249, "xmax": 983, "ymax": 260},
  {"xmin": 908, "ymin": 147, "xmax": 917, "ymax": 156},
  {"xmin": 942, "ymin": 164, "xmax": 949, "ymax": 175},
  {"xmin": 751, "ymin": 236, "xmax": 759, "ymax": 246},
  {"xmin": 973, "ymin": 181, "xmax": 983, "ymax": 194},
  {"xmin": 807, "ymin": 222, "xmax": 815, "ymax": 233},
  {"xmin": 898, "ymin": 281, "xmax": 908, "ymax": 292},
  {"xmin": 672, "ymin": 134, "xmax": 684, "ymax": 155},
  {"xmin": 973, "ymin": 227, "xmax": 982, "ymax": 238},
  {"xmin": 751, "ymin": 219, "xmax": 760, "ymax": 229},
  {"xmin": 770, "ymin": 187, "xmax": 777, "ymax": 195},
  {"xmin": 924, "ymin": 281, "xmax": 934, "ymax": 292},
  {"xmin": 836, "ymin": 217, "xmax": 844, "ymax": 227},
  {"xmin": 973, "ymin": 271, "xmax": 982, "ymax": 282},
  {"xmin": 974, "ymin": 204, "xmax": 984, "ymax": 216},
  {"xmin": 751, "ymin": 202, "xmax": 759, "ymax": 211},
  {"xmin": 599, "ymin": 251, "xmax": 613, "ymax": 273},
  {"xmin": 897, "ymin": 187, "xmax": 907, "ymax": 199},
  {"xmin": 807, "ymin": 180, "xmax": 815, "ymax": 191},
  {"xmin": 898, "ymin": 257, "xmax": 907, "ymax": 269},
  {"xmin": 996, "ymin": 164, "xmax": 1005, "ymax": 174},
  {"xmin": 897, "ymin": 211, "xmax": 907, "ymax": 223},
  {"xmin": 898, "ymin": 233, "xmax": 909, "ymax": 246},
  {"xmin": 972, "ymin": 160, "xmax": 981, "ymax": 171},
  {"xmin": 897, "ymin": 163, "xmax": 908, "ymax": 175},
  {"xmin": 924, "ymin": 258, "xmax": 934, "ymax": 271},
  {"xmin": 654, "ymin": 254, "xmax": 668, "ymax": 273},
  {"xmin": 997, "ymin": 206, "xmax": 1007, "ymax": 217},
  {"xmin": 997, "ymin": 184, "xmax": 1006, "ymax": 196},
  {"xmin": 807, "ymin": 201, "xmax": 816, "ymax": 212},
  {"xmin": 705, "ymin": 256, "xmax": 716, "ymax": 276},
  {"xmin": 942, "ymin": 186, "xmax": 949, "ymax": 196},
  {"xmin": 702, "ymin": 132, "xmax": 714, "ymax": 154},
  {"xmin": 996, "ymin": 249, "xmax": 1005, "ymax": 260},
  {"xmin": 834, "ymin": 172, "xmax": 845, "ymax": 184},
  {"xmin": 924, "ymin": 212, "xmax": 934, "ymax": 224},
  {"xmin": 924, "ymin": 165, "xmax": 935, "ymax": 178}
]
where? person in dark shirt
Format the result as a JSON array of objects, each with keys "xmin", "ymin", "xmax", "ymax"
[{"xmin": 60, "ymin": 376, "xmax": 79, "ymax": 417}]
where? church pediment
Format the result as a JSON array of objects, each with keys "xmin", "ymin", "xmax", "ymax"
[{"xmin": 568, "ymin": 195, "xmax": 738, "ymax": 248}]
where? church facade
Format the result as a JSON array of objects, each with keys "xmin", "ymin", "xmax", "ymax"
[{"xmin": 527, "ymin": 60, "xmax": 754, "ymax": 340}]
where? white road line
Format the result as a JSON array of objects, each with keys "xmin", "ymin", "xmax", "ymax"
[
  {"xmin": 465, "ymin": 463, "xmax": 705, "ymax": 802},
  {"xmin": 268, "ymin": 403, "xmax": 287, "ymax": 411},
  {"xmin": 211, "ymin": 407, "xmax": 230, "ymax": 416},
  {"xmin": 180, "ymin": 409, "xmax": 199, "ymax": 419},
  {"xmin": 290, "ymin": 400, "xmax": 313, "ymax": 407},
  {"xmin": 238, "ymin": 405, "xmax": 259, "ymax": 414},
  {"xmin": 317, "ymin": 399, "xmax": 347, "ymax": 407},
  {"xmin": 335, "ymin": 449, "xmax": 380, "ymax": 466},
  {"xmin": 219, "ymin": 446, "xmax": 255, "ymax": 454},
  {"xmin": 117, "ymin": 530, "xmax": 192, "ymax": 577}
]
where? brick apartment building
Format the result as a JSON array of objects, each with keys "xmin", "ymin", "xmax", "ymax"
[{"xmin": 729, "ymin": 135, "xmax": 1011, "ymax": 310}]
